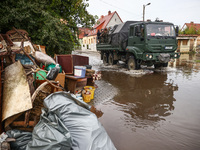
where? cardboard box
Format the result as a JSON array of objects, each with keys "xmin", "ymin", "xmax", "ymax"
[{"xmin": 54, "ymin": 73, "xmax": 65, "ymax": 92}]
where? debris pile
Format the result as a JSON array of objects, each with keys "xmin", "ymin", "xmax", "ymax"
[{"xmin": 0, "ymin": 28, "xmax": 115, "ymax": 150}]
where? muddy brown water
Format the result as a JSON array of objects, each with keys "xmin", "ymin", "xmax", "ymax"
[{"xmin": 90, "ymin": 53, "xmax": 200, "ymax": 150}]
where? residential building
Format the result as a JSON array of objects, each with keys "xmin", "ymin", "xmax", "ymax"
[
  {"xmin": 178, "ymin": 22, "xmax": 200, "ymax": 53},
  {"xmin": 177, "ymin": 34, "xmax": 200, "ymax": 53},
  {"xmin": 181, "ymin": 21, "xmax": 200, "ymax": 33},
  {"xmin": 78, "ymin": 28, "xmax": 91, "ymax": 50},
  {"xmin": 81, "ymin": 11, "xmax": 123, "ymax": 51}
]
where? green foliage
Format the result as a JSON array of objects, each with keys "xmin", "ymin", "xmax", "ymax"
[
  {"xmin": 196, "ymin": 60, "xmax": 200, "ymax": 63},
  {"xmin": 179, "ymin": 26, "xmax": 200, "ymax": 35},
  {"xmin": 0, "ymin": 0, "xmax": 95, "ymax": 55}
]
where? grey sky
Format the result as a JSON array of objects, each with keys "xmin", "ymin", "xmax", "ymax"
[{"xmin": 87, "ymin": 0, "xmax": 200, "ymax": 27}]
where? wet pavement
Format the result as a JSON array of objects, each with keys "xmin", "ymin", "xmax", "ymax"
[{"xmin": 76, "ymin": 51, "xmax": 200, "ymax": 150}]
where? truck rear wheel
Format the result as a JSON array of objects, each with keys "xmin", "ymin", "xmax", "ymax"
[
  {"xmin": 127, "ymin": 56, "xmax": 137, "ymax": 70},
  {"xmin": 103, "ymin": 53, "xmax": 108, "ymax": 65},
  {"xmin": 108, "ymin": 53, "xmax": 118, "ymax": 65}
]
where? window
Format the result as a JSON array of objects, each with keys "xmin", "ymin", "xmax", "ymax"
[
  {"xmin": 134, "ymin": 26, "xmax": 141, "ymax": 36},
  {"xmin": 146, "ymin": 24, "xmax": 176, "ymax": 37},
  {"xmin": 130, "ymin": 27, "xmax": 134, "ymax": 36},
  {"xmin": 182, "ymin": 40, "xmax": 188, "ymax": 45}
]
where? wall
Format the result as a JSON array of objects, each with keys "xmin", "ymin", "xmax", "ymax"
[
  {"xmin": 81, "ymin": 35, "xmax": 97, "ymax": 51},
  {"xmin": 177, "ymin": 36, "xmax": 200, "ymax": 53},
  {"xmin": 178, "ymin": 39, "xmax": 190, "ymax": 52},
  {"xmin": 106, "ymin": 13, "xmax": 122, "ymax": 28}
]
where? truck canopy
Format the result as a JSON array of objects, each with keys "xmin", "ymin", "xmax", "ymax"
[{"xmin": 110, "ymin": 21, "xmax": 138, "ymax": 47}]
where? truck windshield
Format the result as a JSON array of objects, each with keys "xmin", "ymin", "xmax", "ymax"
[{"xmin": 146, "ymin": 24, "xmax": 175, "ymax": 37}]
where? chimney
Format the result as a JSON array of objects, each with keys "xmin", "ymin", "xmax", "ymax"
[
  {"xmin": 101, "ymin": 15, "xmax": 104, "ymax": 19},
  {"xmin": 108, "ymin": 11, "xmax": 111, "ymax": 15}
]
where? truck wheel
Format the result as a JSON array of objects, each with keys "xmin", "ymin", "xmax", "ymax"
[
  {"xmin": 103, "ymin": 53, "xmax": 108, "ymax": 65},
  {"xmin": 108, "ymin": 53, "xmax": 118, "ymax": 65},
  {"xmin": 127, "ymin": 56, "xmax": 137, "ymax": 70},
  {"xmin": 162, "ymin": 62, "xmax": 168, "ymax": 67},
  {"xmin": 154, "ymin": 63, "xmax": 161, "ymax": 68}
]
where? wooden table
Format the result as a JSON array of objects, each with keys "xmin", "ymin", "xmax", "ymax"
[{"xmin": 65, "ymin": 75, "xmax": 87, "ymax": 94}]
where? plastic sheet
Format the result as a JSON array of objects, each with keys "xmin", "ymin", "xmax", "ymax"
[
  {"xmin": 110, "ymin": 21, "xmax": 138, "ymax": 48},
  {"xmin": 6, "ymin": 92, "xmax": 116, "ymax": 150},
  {"xmin": 6, "ymin": 130, "xmax": 32, "ymax": 150},
  {"xmin": 35, "ymin": 51, "xmax": 56, "ymax": 65},
  {"xmin": 26, "ymin": 109, "xmax": 72, "ymax": 150},
  {"xmin": 43, "ymin": 92, "xmax": 116, "ymax": 150}
]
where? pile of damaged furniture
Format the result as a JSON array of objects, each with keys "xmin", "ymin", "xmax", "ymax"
[{"xmin": 0, "ymin": 28, "xmax": 116, "ymax": 150}]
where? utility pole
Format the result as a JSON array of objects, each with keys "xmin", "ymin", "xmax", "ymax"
[{"xmin": 143, "ymin": 3, "xmax": 151, "ymax": 22}]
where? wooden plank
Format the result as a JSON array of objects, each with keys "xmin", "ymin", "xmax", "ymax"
[
  {"xmin": 0, "ymin": 66, "xmax": 2, "ymax": 133},
  {"xmin": 2, "ymin": 61, "xmax": 32, "ymax": 122}
]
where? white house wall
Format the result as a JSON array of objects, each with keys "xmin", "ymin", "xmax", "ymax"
[
  {"xmin": 81, "ymin": 36, "xmax": 97, "ymax": 51},
  {"xmin": 106, "ymin": 13, "xmax": 123, "ymax": 28},
  {"xmin": 179, "ymin": 40, "xmax": 190, "ymax": 52},
  {"xmin": 177, "ymin": 36, "xmax": 199, "ymax": 52}
]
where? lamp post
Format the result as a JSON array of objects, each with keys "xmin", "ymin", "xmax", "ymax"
[{"xmin": 143, "ymin": 3, "xmax": 151, "ymax": 22}]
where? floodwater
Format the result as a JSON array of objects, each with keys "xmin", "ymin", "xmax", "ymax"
[{"xmin": 89, "ymin": 53, "xmax": 200, "ymax": 150}]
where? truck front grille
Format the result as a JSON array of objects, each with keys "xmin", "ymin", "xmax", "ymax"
[{"xmin": 151, "ymin": 45, "xmax": 162, "ymax": 51}]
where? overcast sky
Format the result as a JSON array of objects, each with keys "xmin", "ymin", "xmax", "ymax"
[{"xmin": 86, "ymin": 0, "xmax": 200, "ymax": 27}]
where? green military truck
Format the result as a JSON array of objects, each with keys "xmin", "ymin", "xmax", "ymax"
[{"xmin": 96, "ymin": 20, "xmax": 180, "ymax": 70}]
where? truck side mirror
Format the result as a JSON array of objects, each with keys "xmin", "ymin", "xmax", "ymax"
[{"xmin": 175, "ymin": 26, "xmax": 179, "ymax": 36}]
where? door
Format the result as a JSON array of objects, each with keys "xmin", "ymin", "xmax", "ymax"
[{"xmin": 133, "ymin": 25, "xmax": 145, "ymax": 51}]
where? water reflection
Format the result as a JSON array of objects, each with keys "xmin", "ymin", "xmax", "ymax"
[
  {"xmin": 169, "ymin": 54, "xmax": 200, "ymax": 72},
  {"xmin": 102, "ymin": 72, "xmax": 178, "ymax": 123}
]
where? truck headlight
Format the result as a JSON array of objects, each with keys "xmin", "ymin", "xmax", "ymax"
[
  {"xmin": 149, "ymin": 55, "xmax": 153, "ymax": 59},
  {"xmin": 174, "ymin": 54, "xmax": 177, "ymax": 58}
]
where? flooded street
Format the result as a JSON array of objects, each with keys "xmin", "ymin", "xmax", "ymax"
[{"xmin": 76, "ymin": 51, "xmax": 200, "ymax": 150}]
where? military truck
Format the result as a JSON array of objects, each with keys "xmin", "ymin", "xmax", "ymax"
[{"xmin": 96, "ymin": 20, "xmax": 180, "ymax": 70}]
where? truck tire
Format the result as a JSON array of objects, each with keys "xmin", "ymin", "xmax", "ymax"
[
  {"xmin": 108, "ymin": 53, "xmax": 118, "ymax": 65},
  {"xmin": 154, "ymin": 64, "xmax": 161, "ymax": 69},
  {"xmin": 162, "ymin": 62, "xmax": 168, "ymax": 67},
  {"xmin": 127, "ymin": 56, "xmax": 137, "ymax": 70},
  {"xmin": 155, "ymin": 62, "xmax": 168, "ymax": 68},
  {"xmin": 103, "ymin": 53, "xmax": 108, "ymax": 65}
]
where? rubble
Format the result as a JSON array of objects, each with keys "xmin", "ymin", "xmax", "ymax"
[{"xmin": 0, "ymin": 28, "xmax": 113, "ymax": 150}]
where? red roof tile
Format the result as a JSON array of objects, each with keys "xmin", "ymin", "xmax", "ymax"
[
  {"xmin": 94, "ymin": 11, "xmax": 114, "ymax": 29},
  {"xmin": 184, "ymin": 22, "xmax": 200, "ymax": 31}
]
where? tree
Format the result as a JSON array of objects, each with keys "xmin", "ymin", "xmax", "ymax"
[
  {"xmin": 179, "ymin": 26, "xmax": 200, "ymax": 35},
  {"xmin": 0, "ymin": 0, "xmax": 95, "ymax": 55}
]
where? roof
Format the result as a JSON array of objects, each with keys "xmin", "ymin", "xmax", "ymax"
[
  {"xmin": 182, "ymin": 22, "xmax": 200, "ymax": 31},
  {"xmin": 94, "ymin": 11, "xmax": 121, "ymax": 29},
  {"xmin": 78, "ymin": 27, "xmax": 91, "ymax": 39},
  {"xmin": 88, "ymin": 11, "xmax": 123, "ymax": 36},
  {"xmin": 178, "ymin": 34, "xmax": 199, "ymax": 37},
  {"xmin": 177, "ymin": 34, "xmax": 199, "ymax": 39}
]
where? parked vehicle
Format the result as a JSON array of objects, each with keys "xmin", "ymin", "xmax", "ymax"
[{"xmin": 97, "ymin": 20, "xmax": 180, "ymax": 69}]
